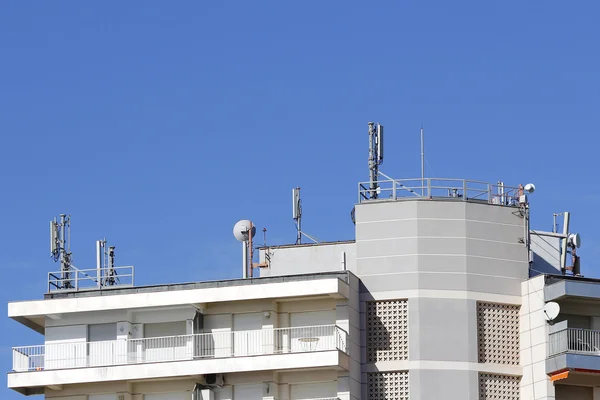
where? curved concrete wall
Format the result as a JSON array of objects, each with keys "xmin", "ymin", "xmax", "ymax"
[
  {"xmin": 355, "ymin": 199, "xmax": 527, "ymax": 400},
  {"xmin": 355, "ymin": 199, "xmax": 528, "ymax": 295}
]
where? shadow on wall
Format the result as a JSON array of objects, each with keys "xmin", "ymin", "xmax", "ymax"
[
  {"xmin": 362, "ymin": 285, "xmax": 393, "ymax": 365},
  {"xmin": 530, "ymin": 250, "xmax": 562, "ymax": 277}
]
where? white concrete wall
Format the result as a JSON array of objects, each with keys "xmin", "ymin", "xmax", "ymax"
[
  {"xmin": 11, "ymin": 278, "xmax": 348, "ymax": 321},
  {"xmin": 521, "ymin": 275, "xmax": 554, "ymax": 400},
  {"xmin": 259, "ymin": 242, "xmax": 356, "ymax": 277},
  {"xmin": 529, "ymin": 234, "xmax": 561, "ymax": 276},
  {"xmin": 45, "ymin": 371, "xmax": 347, "ymax": 400}
]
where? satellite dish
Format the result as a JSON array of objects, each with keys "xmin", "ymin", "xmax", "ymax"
[
  {"xmin": 543, "ymin": 302, "xmax": 560, "ymax": 322},
  {"xmin": 524, "ymin": 183, "xmax": 536, "ymax": 193},
  {"xmin": 568, "ymin": 233, "xmax": 581, "ymax": 248},
  {"xmin": 233, "ymin": 220, "xmax": 256, "ymax": 242}
]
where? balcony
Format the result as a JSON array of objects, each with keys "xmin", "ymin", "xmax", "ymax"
[
  {"xmin": 9, "ymin": 325, "xmax": 348, "ymax": 393},
  {"xmin": 547, "ymin": 326, "xmax": 600, "ymax": 378},
  {"xmin": 549, "ymin": 327, "xmax": 600, "ymax": 357}
]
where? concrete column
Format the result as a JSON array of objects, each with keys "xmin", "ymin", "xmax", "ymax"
[
  {"xmin": 594, "ymin": 387, "xmax": 600, "ymax": 400},
  {"xmin": 116, "ymin": 321, "xmax": 132, "ymax": 365},
  {"xmin": 262, "ymin": 304, "xmax": 275, "ymax": 354},
  {"xmin": 337, "ymin": 376, "xmax": 351, "ymax": 400},
  {"xmin": 279, "ymin": 312, "xmax": 290, "ymax": 353},
  {"xmin": 186, "ymin": 319, "xmax": 195, "ymax": 358},
  {"xmin": 278, "ymin": 383, "xmax": 290, "ymax": 400}
]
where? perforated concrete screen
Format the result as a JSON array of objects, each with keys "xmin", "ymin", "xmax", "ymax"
[
  {"xmin": 366, "ymin": 300, "xmax": 408, "ymax": 363},
  {"xmin": 478, "ymin": 373, "xmax": 520, "ymax": 400},
  {"xmin": 477, "ymin": 302, "xmax": 520, "ymax": 365},
  {"xmin": 368, "ymin": 371, "xmax": 409, "ymax": 400}
]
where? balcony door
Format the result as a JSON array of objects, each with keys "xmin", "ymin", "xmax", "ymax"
[
  {"xmin": 233, "ymin": 384, "xmax": 263, "ymax": 400},
  {"xmin": 144, "ymin": 392, "xmax": 190, "ymax": 400},
  {"xmin": 144, "ymin": 321, "xmax": 188, "ymax": 363},
  {"xmin": 87, "ymin": 323, "xmax": 117, "ymax": 367},
  {"xmin": 233, "ymin": 313, "xmax": 263, "ymax": 356},
  {"xmin": 290, "ymin": 381, "xmax": 337, "ymax": 400},
  {"xmin": 89, "ymin": 395, "xmax": 117, "ymax": 400},
  {"xmin": 290, "ymin": 310, "xmax": 335, "ymax": 352}
]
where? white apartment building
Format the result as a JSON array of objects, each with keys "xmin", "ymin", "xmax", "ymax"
[{"xmin": 7, "ymin": 176, "xmax": 599, "ymax": 400}]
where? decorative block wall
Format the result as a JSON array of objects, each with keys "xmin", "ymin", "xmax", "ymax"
[
  {"xmin": 366, "ymin": 300, "xmax": 408, "ymax": 363},
  {"xmin": 368, "ymin": 371, "xmax": 409, "ymax": 400},
  {"xmin": 478, "ymin": 373, "xmax": 520, "ymax": 400},
  {"xmin": 477, "ymin": 302, "xmax": 520, "ymax": 364}
]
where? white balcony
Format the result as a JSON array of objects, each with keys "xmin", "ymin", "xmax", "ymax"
[
  {"xmin": 9, "ymin": 325, "xmax": 349, "ymax": 393},
  {"xmin": 548, "ymin": 327, "xmax": 600, "ymax": 357}
]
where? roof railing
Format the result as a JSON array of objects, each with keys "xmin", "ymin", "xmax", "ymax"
[{"xmin": 358, "ymin": 177, "xmax": 522, "ymax": 207}]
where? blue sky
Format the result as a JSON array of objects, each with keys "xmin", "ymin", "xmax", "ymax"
[{"xmin": 1, "ymin": 1, "xmax": 598, "ymax": 397}]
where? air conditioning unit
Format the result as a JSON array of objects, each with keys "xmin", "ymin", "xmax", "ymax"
[{"xmin": 202, "ymin": 373, "xmax": 224, "ymax": 387}]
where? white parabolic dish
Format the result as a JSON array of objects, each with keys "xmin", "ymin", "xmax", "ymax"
[
  {"xmin": 233, "ymin": 220, "xmax": 256, "ymax": 242},
  {"xmin": 543, "ymin": 302, "xmax": 560, "ymax": 321}
]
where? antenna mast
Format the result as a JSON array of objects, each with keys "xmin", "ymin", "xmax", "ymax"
[
  {"xmin": 50, "ymin": 214, "xmax": 73, "ymax": 289},
  {"xmin": 293, "ymin": 187, "xmax": 302, "ymax": 244},
  {"xmin": 291, "ymin": 187, "xmax": 320, "ymax": 244},
  {"xmin": 368, "ymin": 122, "xmax": 384, "ymax": 199},
  {"xmin": 421, "ymin": 125, "xmax": 425, "ymax": 196},
  {"xmin": 96, "ymin": 238, "xmax": 118, "ymax": 287}
]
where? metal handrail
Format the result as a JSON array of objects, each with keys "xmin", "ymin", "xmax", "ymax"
[
  {"xmin": 548, "ymin": 327, "xmax": 600, "ymax": 357},
  {"xmin": 358, "ymin": 176, "xmax": 522, "ymax": 206},
  {"xmin": 48, "ymin": 265, "xmax": 135, "ymax": 293},
  {"xmin": 12, "ymin": 324, "xmax": 348, "ymax": 372}
]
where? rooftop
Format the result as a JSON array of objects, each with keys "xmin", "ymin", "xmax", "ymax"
[{"xmin": 43, "ymin": 270, "xmax": 352, "ymax": 300}]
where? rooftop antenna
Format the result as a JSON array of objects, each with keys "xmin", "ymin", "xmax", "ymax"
[
  {"xmin": 50, "ymin": 214, "xmax": 73, "ymax": 289},
  {"xmin": 368, "ymin": 122, "xmax": 384, "ymax": 199},
  {"xmin": 291, "ymin": 187, "xmax": 320, "ymax": 244},
  {"xmin": 293, "ymin": 187, "xmax": 302, "ymax": 244},
  {"xmin": 96, "ymin": 239, "xmax": 119, "ymax": 288},
  {"xmin": 420, "ymin": 124, "xmax": 425, "ymax": 196},
  {"xmin": 233, "ymin": 220, "xmax": 268, "ymax": 278},
  {"xmin": 234, "ymin": 220, "xmax": 255, "ymax": 279}
]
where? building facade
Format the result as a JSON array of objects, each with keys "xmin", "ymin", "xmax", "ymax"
[{"xmin": 7, "ymin": 177, "xmax": 598, "ymax": 399}]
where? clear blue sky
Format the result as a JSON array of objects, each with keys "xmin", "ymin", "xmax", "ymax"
[{"xmin": 1, "ymin": 1, "xmax": 598, "ymax": 397}]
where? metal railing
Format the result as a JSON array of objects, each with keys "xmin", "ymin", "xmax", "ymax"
[
  {"xmin": 549, "ymin": 328, "xmax": 600, "ymax": 357},
  {"xmin": 12, "ymin": 324, "xmax": 348, "ymax": 372},
  {"xmin": 48, "ymin": 265, "xmax": 134, "ymax": 292},
  {"xmin": 358, "ymin": 177, "xmax": 522, "ymax": 206}
]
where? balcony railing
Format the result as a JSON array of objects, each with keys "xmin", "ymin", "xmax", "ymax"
[
  {"xmin": 12, "ymin": 324, "xmax": 347, "ymax": 372},
  {"xmin": 549, "ymin": 327, "xmax": 600, "ymax": 357}
]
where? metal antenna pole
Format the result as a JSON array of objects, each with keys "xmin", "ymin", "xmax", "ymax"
[
  {"xmin": 368, "ymin": 122, "xmax": 378, "ymax": 199},
  {"xmin": 293, "ymin": 187, "xmax": 302, "ymax": 244},
  {"xmin": 420, "ymin": 125, "xmax": 425, "ymax": 196},
  {"xmin": 96, "ymin": 240, "xmax": 103, "ymax": 288},
  {"xmin": 107, "ymin": 246, "xmax": 116, "ymax": 285},
  {"xmin": 242, "ymin": 241, "xmax": 248, "ymax": 279},
  {"xmin": 248, "ymin": 221, "xmax": 254, "ymax": 278},
  {"xmin": 560, "ymin": 212, "xmax": 570, "ymax": 274},
  {"xmin": 59, "ymin": 214, "xmax": 72, "ymax": 288}
]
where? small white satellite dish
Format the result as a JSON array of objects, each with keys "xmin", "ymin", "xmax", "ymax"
[
  {"xmin": 524, "ymin": 183, "xmax": 536, "ymax": 193},
  {"xmin": 568, "ymin": 233, "xmax": 581, "ymax": 248},
  {"xmin": 233, "ymin": 220, "xmax": 256, "ymax": 242},
  {"xmin": 543, "ymin": 302, "xmax": 560, "ymax": 322}
]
